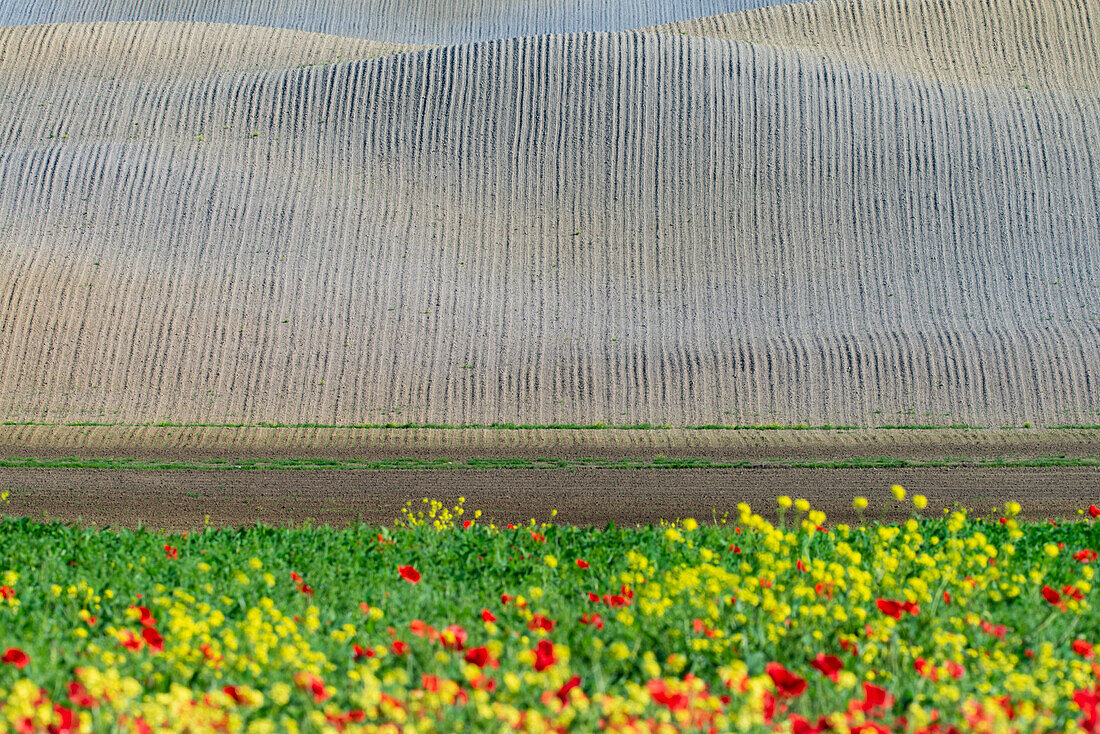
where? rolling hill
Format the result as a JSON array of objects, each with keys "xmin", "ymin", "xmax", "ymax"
[{"xmin": 1, "ymin": 0, "xmax": 1098, "ymax": 427}]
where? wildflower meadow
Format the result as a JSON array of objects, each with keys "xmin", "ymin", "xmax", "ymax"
[{"xmin": 1, "ymin": 488, "xmax": 1099, "ymax": 733}]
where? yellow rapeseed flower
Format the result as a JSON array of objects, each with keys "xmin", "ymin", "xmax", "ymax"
[
  {"xmin": 913, "ymin": 494, "xmax": 928, "ymax": 509},
  {"xmin": 853, "ymin": 497, "xmax": 868, "ymax": 510},
  {"xmin": 777, "ymin": 496, "xmax": 793, "ymax": 509},
  {"xmin": 891, "ymin": 484, "xmax": 906, "ymax": 501}
]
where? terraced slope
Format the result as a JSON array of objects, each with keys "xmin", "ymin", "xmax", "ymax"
[{"xmin": 1, "ymin": 0, "xmax": 1098, "ymax": 428}]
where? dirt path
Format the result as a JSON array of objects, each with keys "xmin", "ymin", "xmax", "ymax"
[{"xmin": 2, "ymin": 467, "xmax": 1096, "ymax": 530}]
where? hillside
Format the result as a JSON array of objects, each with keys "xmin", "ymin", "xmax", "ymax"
[{"xmin": 1, "ymin": 0, "xmax": 1098, "ymax": 427}]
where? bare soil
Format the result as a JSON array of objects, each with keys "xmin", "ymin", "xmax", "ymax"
[
  {"xmin": 4, "ymin": 3, "xmax": 1100, "ymax": 429},
  {"xmin": 2, "ymin": 466, "xmax": 1096, "ymax": 531},
  {"xmin": 1, "ymin": 426, "xmax": 1096, "ymax": 462}
]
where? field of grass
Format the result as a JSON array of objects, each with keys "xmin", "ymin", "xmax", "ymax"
[{"xmin": 1, "ymin": 490, "xmax": 1098, "ymax": 733}]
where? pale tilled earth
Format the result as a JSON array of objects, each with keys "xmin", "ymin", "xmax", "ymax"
[
  {"xmin": 1, "ymin": 0, "xmax": 1099, "ymax": 428},
  {"xmin": 1, "ymin": 0, "xmax": 1098, "ymax": 524}
]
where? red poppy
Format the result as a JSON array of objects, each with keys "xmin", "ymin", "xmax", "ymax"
[
  {"xmin": 199, "ymin": 644, "xmax": 222, "ymax": 666},
  {"xmin": 1075, "ymin": 549, "xmax": 1099, "ymax": 562},
  {"xmin": 1075, "ymin": 684, "xmax": 1100, "ymax": 732},
  {"xmin": 130, "ymin": 606, "xmax": 156, "ymax": 628},
  {"xmin": 528, "ymin": 614, "xmax": 555, "ymax": 632},
  {"xmin": 943, "ymin": 591, "xmax": 952, "ymax": 605},
  {"xmin": 440, "ymin": 625, "xmax": 468, "ymax": 650},
  {"xmin": 409, "ymin": 619, "xmax": 435, "ymax": 639},
  {"xmin": 692, "ymin": 618, "xmax": 717, "ymax": 638},
  {"xmin": 576, "ymin": 559, "xmax": 590, "ymax": 570},
  {"xmin": 117, "ymin": 715, "xmax": 153, "ymax": 734},
  {"xmin": 163, "ymin": 544, "xmax": 178, "ymax": 560},
  {"xmin": 761, "ymin": 690, "xmax": 777, "ymax": 722},
  {"xmin": 398, "ymin": 565, "xmax": 421, "ymax": 583},
  {"xmin": 914, "ymin": 657, "xmax": 939, "ymax": 682},
  {"xmin": 730, "ymin": 545, "xmax": 742, "ymax": 553},
  {"xmin": 765, "ymin": 662, "xmax": 807, "ymax": 698},
  {"xmin": 1089, "ymin": 505, "xmax": 1100, "ymax": 518},
  {"xmin": 463, "ymin": 520, "xmax": 473, "ymax": 529},
  {"xmin": 647, "ymin": 679, "xmax": 690, "ymax": 711},
  {"xmin": 796, "ymin": 559, "xmax": 808, "ymax": 573},
  {"xmin": 480, "ymin": 608, "xmax": 497, "ymax": 623},
  {"xmin": 2, "ymin": 648, "xmax": 29, "ymax": 669},
  {"xmin": 119, "ymin": 631, "xmax": 143, "ymax": 651},
  {"xmin": 67, "ymin": 681, "xmax": 97, "ymax": 708},
  {"xmin": 290, "ymin": 572, "xmax": 303, "ymax": 583},
  {"xmin": 501, "ymin": 593, "xmax": 512, "ymax": 605},
  {"xmin": 876, "ymin": 598, "xmax": 919, "ymax": 619},
  {"xmin": 141, "ymin": 627, "xmax": 164, "ymax": 653},
  {"xmin": 222, "ymin": 686, "xmax": 247, "ymax": 704},
  {"xmin": 858, "ymin": 682, "xmax": 894, "ymax": 712},
  {"xmin": 352, "ymin": 642, "xmax": 373, "ymax": 660},
  {"xmin": 810, "ymin": 653, "xmax": 843, "ymax": 681},
  {"xmin": 391, "ymin": 639, "xmax": 409, "ymax": 656},
  {"xmin": 876, "ymin": 599, "xmax": 903, "ymax": 619},
  {"xmin": 556, "ymin": 675, "xmax": 582, "ymax": 703},
  {"xmin": 359, "ymin": 602, "xmax": 371, "ymax": 614},
  {"xmin": 533, "ymin": 639, "xmax": 556, "ymax": 671},
  {"xmin": 1042, "ymin": 585, "xmax": 1065, "ymax": 607},
  {"xmin": 1064, "ymin": 585, "xmax": 1086, "ymax": 601},
  {"xmin": 294, "ymin": 672, "xmax": 330, "ymax": 703},
  {"xmin": 0, "ymin": 586, "xmax": 14, "ymax": 600},
  {"xmin": 464, "ymin": 646, "xmax": 491, "ymax": 667},
  {"xmin": 1074, "ymin": 640, "xmax": 1097, "ymax": 660},
  {"xmin": 579, "ymin": 612, "xmax": 604, "ymax": 629},
  {"xmin": 50, "ymin": 705, "xmax": 77, "ymax": 734},
  {"xmin": 945, "ymin": 660, "xmax": 965, "ymax": 679}
]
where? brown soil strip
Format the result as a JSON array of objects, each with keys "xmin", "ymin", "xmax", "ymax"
[
  {"xmin": 0, "ymin": 427, "xmax": 1096, "ymax": 462},
  {"xmin": 1, "ymin": 467, "xmax": 1096, "ymax": 531}
]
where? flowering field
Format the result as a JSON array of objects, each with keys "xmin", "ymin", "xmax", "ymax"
[{"xmin": 1, "ymin": 489, "xmax": 1098, "ymax": 733}]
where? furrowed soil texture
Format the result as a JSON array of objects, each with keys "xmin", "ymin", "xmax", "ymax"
[
  {"xmin": 2, "ymin": 466, "xmax": 1098, "ymax": 531},
  {"xmin": 2, "ymin": 0, "xmax": 1100, "ymax": 429}
]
